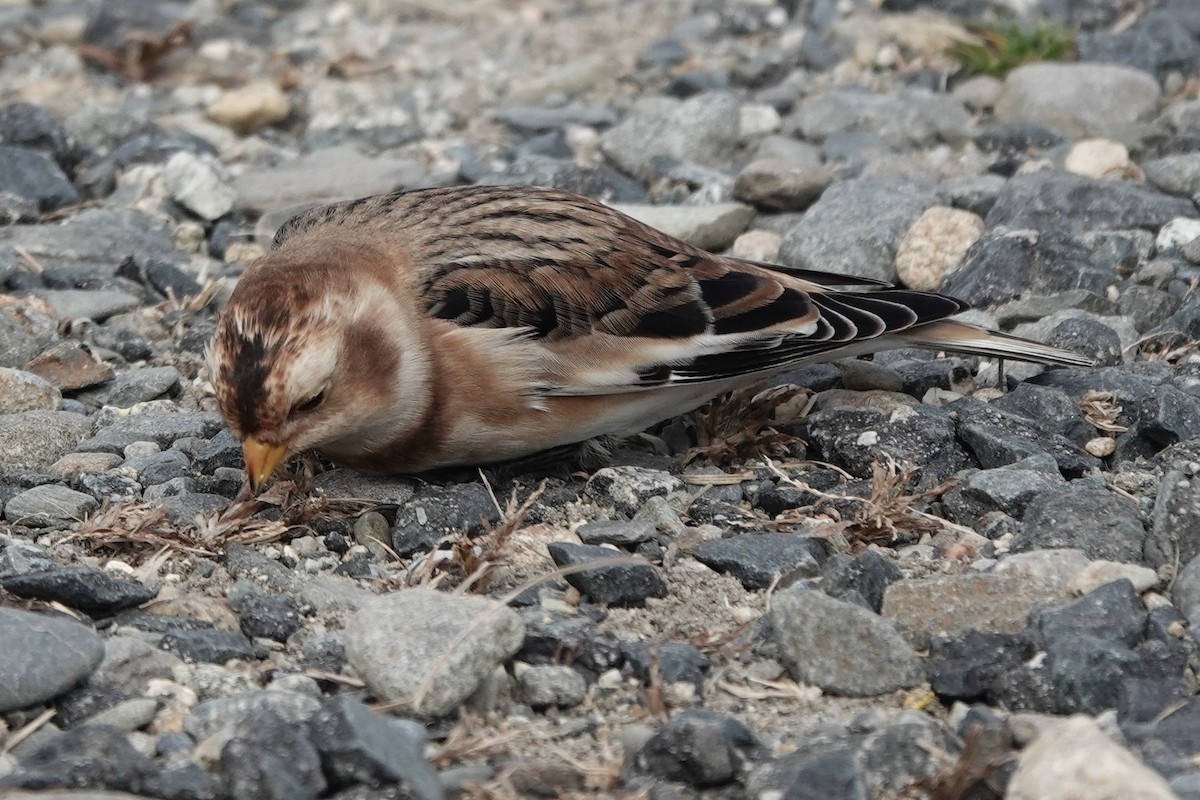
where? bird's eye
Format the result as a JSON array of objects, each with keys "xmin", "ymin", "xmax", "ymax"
[{"xmin": 290, "ymin": 390, "xmax": 325, "ymax": 418}]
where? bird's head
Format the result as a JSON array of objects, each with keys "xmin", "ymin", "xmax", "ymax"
[{"xmin": 209, "ymin": 242, "xmax": 427, "ymax": 491}]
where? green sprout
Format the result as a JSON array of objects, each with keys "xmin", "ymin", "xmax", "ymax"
[{"xmin": 948, "ymin": 21, "xmax": 1076, "ymax": 78}]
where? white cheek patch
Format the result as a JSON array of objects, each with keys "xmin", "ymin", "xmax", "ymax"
[{"xmin": 285, "ymin": 341, "xmax": 340, "ymax": 400}]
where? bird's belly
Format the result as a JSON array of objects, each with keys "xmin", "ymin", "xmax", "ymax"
[{"xmin": 434, "ymin": 381, "xmax": 741, "ymax": 466}]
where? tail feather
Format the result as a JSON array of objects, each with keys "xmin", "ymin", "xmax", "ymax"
[{"xmin": 899, "ymin": 320, "xmax": 1095, "ymax": 367}]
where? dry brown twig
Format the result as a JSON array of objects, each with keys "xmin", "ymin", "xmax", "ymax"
[{"xmin": 77, "ymin": 19, "xmax": 197, "ymax": 82}]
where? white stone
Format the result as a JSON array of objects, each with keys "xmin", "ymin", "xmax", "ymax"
[
  {"xmin": 1008, "ymin": 716, "xmax": 1176, "ymax": 800},
  {"xmin": 894, "ymin": 206, "xmax": 984, "ymax": 291},
  {"xmin": 1158, "ymin": 217, "xmax": 1200, "ymax": 253},
  {"xmin": 163, "ymin": 152, "xmax": 237, "ymax": 221},
  {"xmin": 1064, "ymin": 138, "xmax": 1133, "ymax": 180}
]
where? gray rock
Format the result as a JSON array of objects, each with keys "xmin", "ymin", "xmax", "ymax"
[
  {"xmin": 547, "ymin": 542, "xmax": 668, "ymax": 606},
  {"xmin": 778, "ymin": 175, "xmax": 938, "ymax": 283},
  {"xmin": 599, "ymin": 91, "xmax": 742, "ymax": 176},
  {"xmin": 123, "ymin": 449, "xmax": 189, "ymax": 485},
  {"xmin": 1143, "ymin": 154, "xmax": 1200, "ymax": 198},
  {"xmin": 994, "ymin": 63, "xmax": 1160, "ymax": 144},
  {"xmin": 787, "ymin": 87, "xmax": 972, "ymax": 148},
  {"xmin": 1149, "ymin": 468, "xmax": 1200, "ymax": 569},
  {"xmin": 611, "ymin": 202, "xmax": 754, "ymax": 251},
  {"xmin": 0, "ymin": 208, "xmax": 177, "ymax": 274},
  {"xmin": 311, "ymin": 469, "xmax": 416, "ymax": 503},
  {"xmin": 161, "ymin": 492, "xmax": 228, "ymax": 525},
  {"xmin": 78, "ymin": 366, "xmax": 181, "ymax": 408},
  {"xmin": 771, "ymin": 589, "xmax": 923, "ymax": 696},
  {"xmin": 985, "ymin": 172, "xmax": 1197, "ymax": 236},
  {"xmin": 576, "ymin": 519, "xmax": 656, "ymax": 546},
  {"xmin": 309, "ymin": 695, "xmax": 444, "ymax": 800},
  {"xmin": 882, "ymin": 573, "xmax": 1071, "ymax": 650},
  {"xmin": 4, "ymin": 485, "xmax": 98, "ymax": 527},
  {"xmin": 32, "ymin": 288, "xmax": 141, "ymax": 322},
  {"xmin": 0, "ymin": 565, "xmax": 156, "ymax": 614},
  {"xmin": 943, "ymin": 466, "xmax": 1065, "ymax": 523},
  {"xmin": 516, "ymin": 664, "xmax": 587, "ymax": 708},
  {"xmin": 693, "ymin": 533, "xmax": 826, "ymax": 590},
  {"xmin": 185, "ymin": 688, "xmax": 323, "ymax": 740},
  {"xmin": 494, "ymin": 104, "xmax": 618, "ymax": 132},
  {"xmin": 78, "ymin": 411, "xmax": 224, "ymax": 453},
  {"xmin": 0, "ymin": 367, "xmax": 60, "ymax": 413},
  {"xmin": 162, "ymin": 151, "xmax": 236, "ymax": 220},
  {"xmin": 733, "ymin": 158, "xmax": 835, "ymax": 212},
  {"xmin": 585, "ymin": 466, "xmax": 684, "ymax": 517},
  {"xmin": 0, "ymin": 145, "xmax": 77, "ymax": 211},
  {"xmin": 1077, "ymin": 8, "xmax": 1200, "ymax": 83},
  {"xmin": 1014, "ymin": 485, "xmax": 1147, "ymax": 564},
  {"xmin": 634, "ymin": 708, "xmax": 764, "ymax": 788},
  {"xmin": 0, "ymin": 302, "xmax": 57, "ymax": 368},
  {"xmin": 219, "ymin": 709, "xmax": 326, "ymax": 800},
  {"xmin": 88, "ymin": 635, "xmax": 185, "ymax": 695},
  {"xmin": 343, "ymin": 589, "xmax": 525, "ymax": 717},
  {"xmin": 0, "ymin": 607, "xmax": 104, "ymax": 712},
  {"xmin": 234, "ymin": 144, "xmax": 426, "ymax": 217}
]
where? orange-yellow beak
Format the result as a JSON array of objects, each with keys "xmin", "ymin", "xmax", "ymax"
[{"xmin": 242, "ymin": 437, "xmax": 289, "ymax": 493}]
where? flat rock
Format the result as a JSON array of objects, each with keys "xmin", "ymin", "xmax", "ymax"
[
  {"xmin": 612, "ymin": 202, "xmax": 754, "ymax": 251},
  {"xmin": 0, "ymin": 607, "xmax": 104, "ymax": 712},
  {"xmin": 882, "ymin": 574, "xmax": 1072, "ymax": 649},
  {"xmin": 1, "ymin": 566, "xmax": 157, "ymax": 615},
  {"xmin": 771, "ymin": 588, "xmax": 923, "ymax": 696},
  {"xmin": 994, "ymin": 63, "xmax": 1161, "ymax": 144},
  {"xmin": 343, "ymin": 589, "xmax": 525, "ymax": 717},
  {"xmin": 547, "ymin": 542, "xmax": 668, "ymax": 606},
  {"xmin": 693, "ymin": 533, "xmax": 825, "ymax": 590},
  {"xmin": 4, "ymin": 485, "xmax": 98, "ymax": 528}
]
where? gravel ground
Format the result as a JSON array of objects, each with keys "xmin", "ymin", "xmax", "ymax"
[{"xmin": 1, "ymin": 0, "xmax": 1200, "ymax": 798}]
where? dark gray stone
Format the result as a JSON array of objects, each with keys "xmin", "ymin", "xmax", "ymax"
[
  {"xmin": 622, "ymin": 640, "xmax": 710, "ymax": 690},
  {"xmin": 219, "ymin": 710, "xmax": 326, "ymax": 800},
  {"xmin": 547, "ymin": 542, "xmax": 667, "ymax": 606},
  {"xmin": 1033, "ymin": 579, "xmax": 1147, "ymax": 649},
  {"xmin": 927, "ymin": 629, "xmax": 1037, "ymax": 701},
  {"xmin": 159, "ymin": 629, "xmax": 260, "ymax": 663},
  {"xmin": 0, "ymin": 724, "xmax": 155, "ymax": 793},
  {"xmin": 778, "ymin": 175, "xmax": 938, "ymax": 283},
  {"xmin": 1, "ymin": 566, "xmax": 156, "ymax": 615},
  {"xmin": 310, "ymin": 695, "xmax": 443, "ymax": 800},
  {"xmin": 389, "ymin": 482, "xmax": 500, "ymax": 558},
  {"xmin": 1014, "ymin": 485, "xmax": 1147, "ymax": 564},
  {"xmin": 985, "ymin": 171, "xmax": 1196, "ymax": 236},
  {"xmin": 577, "ymin": 519, "xmax": 656, "ymax": 546},
  {"xmin": 798, "ymin": 402, "xmax": 968, "ymax": 486},
  {"xmin": 0, "ymin": 607, "xmax": 103, "ymax": 712},
  {"xmin": 634, "ymin": 709, "xmax": 765, "ymax": 788},
  {"xmin": 693, "ymin": 533, "xmax": 826, "ymax": 590},
  {"xmin": 952, "ymin": 397, "xmax": 1099, "ymax": 478},
  {"xmin": 79, "ymin": 366, "xmax": 181, "ymax": 408},
  {"xmin": 227, "ymin": 580, "xmax": 302, "ymax": 643},
  {"xmin": 0, "ymin": 145, "xmax": 77, "ymax": 211},
  {"xmin": 820, "ymin": 550, "xmax": 903, "ymax": 613}
]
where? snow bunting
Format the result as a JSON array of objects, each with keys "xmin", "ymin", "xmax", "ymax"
[{"xmin": 210, "ymin": 185, "xmax": 1092, "ymax": 490}]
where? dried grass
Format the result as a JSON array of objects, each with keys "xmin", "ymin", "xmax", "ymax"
[
  {"xmin": 684, "ymin": 383, "xmax": 810, "ymax": 465},
  {"xmin": 767, "ymin": 456, "xmax": 966, "ymax": 548}
]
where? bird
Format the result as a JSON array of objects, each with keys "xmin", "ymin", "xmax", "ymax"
[{"xmin": 209, "ymin": 184, "xmax": 1093, "ymax": 492}]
